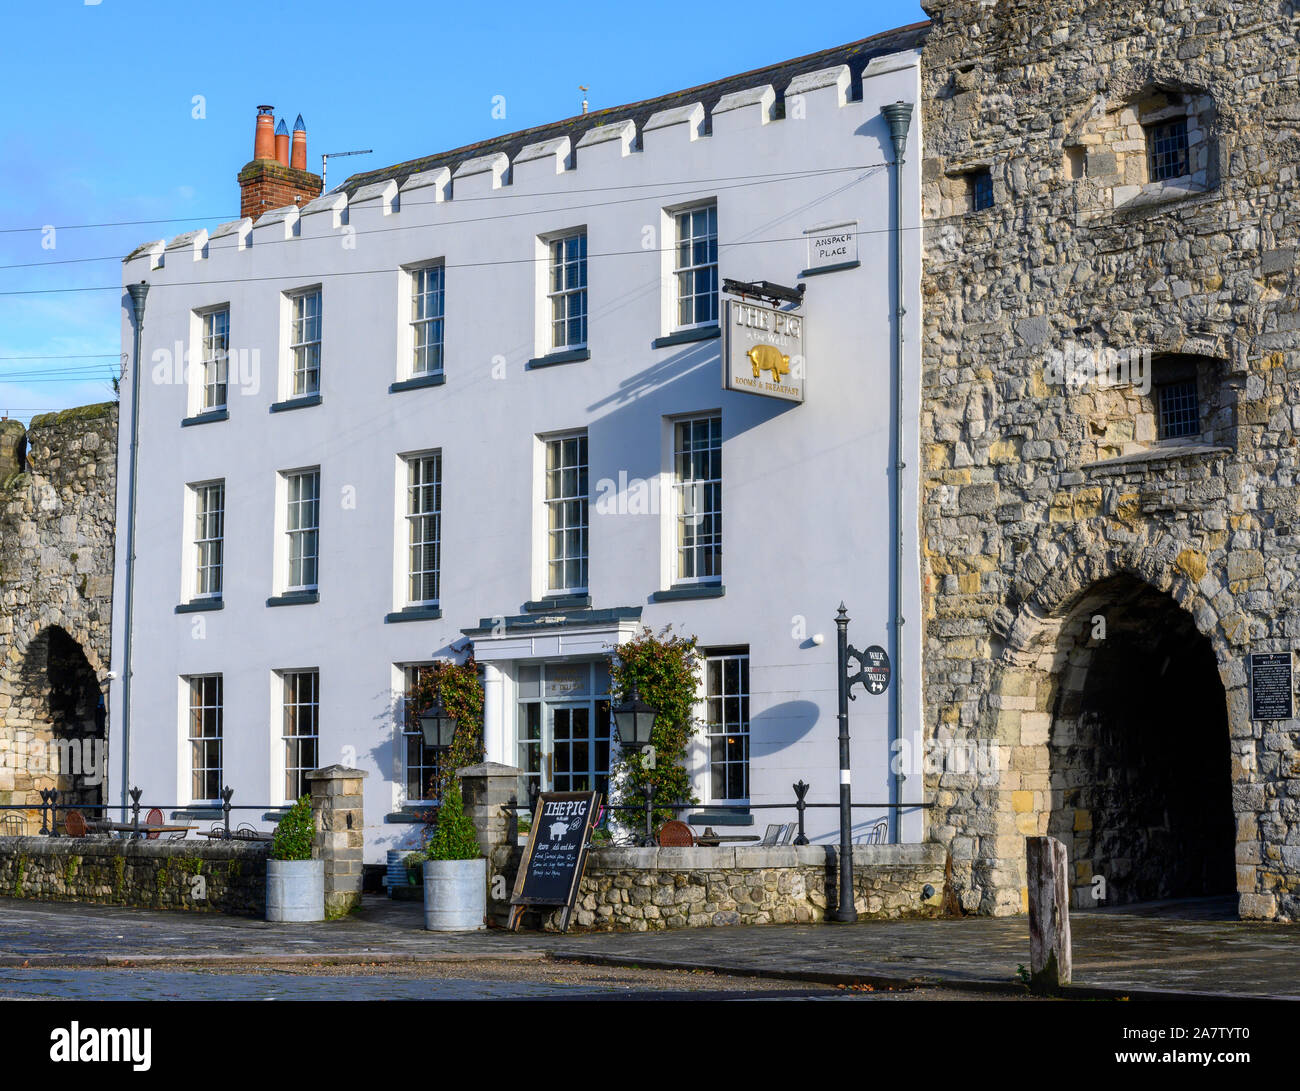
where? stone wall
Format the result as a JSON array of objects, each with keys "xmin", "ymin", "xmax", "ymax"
[
  {"xmin": 490, "ymin": 843, "xmax": 946, "ymax": 932},
  {"xmin": 0, "ymin": 404, "xmax": 117, "ymax": 814},
  {"xmin": 0, "ymin": 836, "xmax": 267, "ymax": 916},
  {"xmin": 918, "ymin": 1, "xmax": 1300, "ymax": 919}
]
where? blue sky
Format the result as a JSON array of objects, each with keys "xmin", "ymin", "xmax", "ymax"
[{"xmin": 0, "ymin": 0, "xmax": 926, "ymax": 423}]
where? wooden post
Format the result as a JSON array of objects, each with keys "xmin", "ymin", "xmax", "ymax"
[{"xmin": 1026, "ymin": 836, "xmax": 1072, "ymax": 991}]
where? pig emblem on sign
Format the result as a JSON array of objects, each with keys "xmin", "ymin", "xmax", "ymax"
[
  {"xmin": 747, "ymin": 343, "xmax": 791, "ymax": 384},
  {"xmin": 549, "ymin": 820, "xmax": 568, "ymax": 842}
]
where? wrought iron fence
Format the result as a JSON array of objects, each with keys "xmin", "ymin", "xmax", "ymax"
[
  {"xmin": 0, "ymin": 785, "xmax": 280, "ymax": 840},
  {"xmin": 507, "ymin": 778, "xmax": 932, "ymax": 847}
]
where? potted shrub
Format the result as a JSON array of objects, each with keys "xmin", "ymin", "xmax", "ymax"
[
  {"xmin": 423, "ymin": 779, "xmax": 485, "ymax": 931},
  {"xmin": 266, "ymin": 796, "xmax": 324, "ymax": 922}
]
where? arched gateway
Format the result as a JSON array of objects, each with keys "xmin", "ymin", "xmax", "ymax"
[
  {"xmin": 928, "ymin": 549, "xmax": 1259, "ymax": 919},
  {"xmin": 0, "ymin": 406, "xmax": 116, "ymax": 826}
]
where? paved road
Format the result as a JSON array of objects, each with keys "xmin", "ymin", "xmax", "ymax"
[{"xmin": 0, "ymin": 895, "xmax": 1295, "ymax": 998}]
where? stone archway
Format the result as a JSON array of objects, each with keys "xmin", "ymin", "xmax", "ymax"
[
  {"xmin": 1041, "ymin": 576, "xmax": 1235, "ymax": 908},
  {"xmin": 0, "ymin": 404, "xmax": 117, "ymax": 823},
  {"xmin": 1, "ymin": 626, "xmax": 107, "ymax": 812},
  {"xmin": 930, "ymin": 540, "xmax": 1261, "ymax": 919}
]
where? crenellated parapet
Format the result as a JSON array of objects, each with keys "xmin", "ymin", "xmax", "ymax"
[{"xmin": 121, "ymin": 23, "xmax": 930, "ymax": 275}]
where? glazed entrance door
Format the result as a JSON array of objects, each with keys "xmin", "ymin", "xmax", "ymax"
[
  {"xmin": 548, "ymin": 701, "xmax": 611, "ymax": 796},
  {"xmin": 516, "ymin": 661, "xmax": 611, "ymax": 803}
]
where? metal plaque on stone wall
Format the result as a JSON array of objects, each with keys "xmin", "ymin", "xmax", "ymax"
[{"xmin": 1249, "ymin": 652, "xmax": 1294, "ymax": 720}]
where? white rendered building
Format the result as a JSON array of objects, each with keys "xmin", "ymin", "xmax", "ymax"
[{"xmin": 110, "ymin": 26, "xmax": 927, "ymax": 861}]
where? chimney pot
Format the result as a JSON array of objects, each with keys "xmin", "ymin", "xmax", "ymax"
[
  {"xmin": 290, "ymin": 114, "xmax": 307, "ymax": 171},
  {"xmin": 274, "ymin": 118, "xmax": 290, "ymax": 167},
  {"xmin": 253, "ymin": 104, "xmax": 276, "ymax": 161}
]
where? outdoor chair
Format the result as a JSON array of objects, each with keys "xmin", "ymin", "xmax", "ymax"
[
  {"xmin": 144, "ymin": 807, "xmax": 164, "ymax": 840},
  {"xmin": 758, "ymin": 823, "xmax": 784, "ymax": 846},
  {"xmin": 656, "ymin": 820, "xmax": 695, "ymax": 847},
  {"xmin": 863, "ymin": 818, "xmax": 889, "ymax": 845},
  {"xmin": 234, "ymin": 824, "xmax": 259, "ymax": 840},
  {"xmin": 0, "ymin": 813, "xmax": 25, "ymax": 838}
]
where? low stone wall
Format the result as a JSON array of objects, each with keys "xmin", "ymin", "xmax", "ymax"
[
  {"xmin": 0, "ymin": 836, "xmax": 268, "ymax": 916},
  {"xmin": 491, "ymin": 842, "xmax": 947, "ymax": 932}
]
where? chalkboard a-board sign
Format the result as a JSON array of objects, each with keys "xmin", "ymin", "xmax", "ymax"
[
  {"xmin": 1250, "ymin": 652, "xmax": 1294, "ymax": 721},
  {"xmin": 508, "ymin": 791, "xmax": 601, "ymax": 932}
]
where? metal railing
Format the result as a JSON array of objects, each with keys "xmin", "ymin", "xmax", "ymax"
[
  {"xmin": 508, "ymin": 778, "xmax": 932, "ymax": 847},
  {"xmin": 0, "ymin": 785, "xmax": 279, "ymax": 839}
]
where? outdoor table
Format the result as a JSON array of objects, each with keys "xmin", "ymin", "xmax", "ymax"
[
  {"xmin": 91, "ymin": 822, "xmax": 195, "ymax": 839},
  {"xmin": 694, "ymin": 833, "xmax": 762, "ymax": 846}
]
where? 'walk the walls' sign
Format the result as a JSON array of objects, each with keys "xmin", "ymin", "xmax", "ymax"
[{"xmin": 722, "ymin": 299, "xmax": 805, "ymax": 403}]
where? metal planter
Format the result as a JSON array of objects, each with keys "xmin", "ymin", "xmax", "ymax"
[
  {"xmin": 266, "ymin": 858, "xmax": 325, "ymax": 922},
  {"xmin": 423, "ymin": 858, "xmax": 486, "ymax": 931}
]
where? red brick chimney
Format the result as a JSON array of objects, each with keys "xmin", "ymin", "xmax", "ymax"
[{"xmin": 238, "ymin": 104, "xmax": 322, "ymax": 221}]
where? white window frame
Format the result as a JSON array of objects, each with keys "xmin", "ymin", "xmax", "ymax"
[
  {"xmin": 541, "ymin": 432, "xmax": 589, "ymax": 595},
  {"xmin": 405, "ymin": 452, "xmax": 441, "ymax": 606},
  {"xmin": 283, "ymin": 468, "xmax": 320, "ymax": 592},
  {"xmin": 671, "ymin": 414, "xmax": 722, "ymax": 585},
  {"xmin": 547, "ymin": 230, "xmax": 588, "ymax": 351},
  {"xmin": 185, "ymin": 674, "xmax": 223, "ymax": 805},
  {"xmin": 279, "ymin": 669, "xmax": 320, "ymax": 803},
  {"xmin": 400, "ymin": 664, "xmax": 444, "ymax": 805},
  {"xmin": 287, "ymin": 287, "xmax": 322, "ymax": 397},
  {"xmin": 409, "ymin": 263, "xmax": 445, "ymax": 377},
  {"xmin": 671, "ymin": 203, "xmax": 718, "ymax": 331},
  {"xmin": 189, "ymin": 479, "xmax": 224, "ymax": 601},
  {"xmin": 701, "ymin": 648, "xmax": 750, "ymax": 804},
  {"xmin": 200, "ymin": 307, "xmax": 229, "ymax": 410}
]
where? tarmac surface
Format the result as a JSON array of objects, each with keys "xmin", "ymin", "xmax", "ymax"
[{"xmin": 0, "ymin": 894, "xmax": 1294, "ymax": 999}]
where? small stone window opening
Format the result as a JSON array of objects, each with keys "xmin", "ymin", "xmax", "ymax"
[
  {"xmin": 1157, "ymin": 378, "xmax": 1200, "ymax": 440},
  {"xmin": 971, "ymin": 169, "xmax": 994, "ymax": 211},
  {"xmin": 1064, "ymin": 145, "xmax": 1086, "ymax": 181},
  {"xmin": 1147, "ymin": 118, "xmax": 1190, "ymax": 182}
]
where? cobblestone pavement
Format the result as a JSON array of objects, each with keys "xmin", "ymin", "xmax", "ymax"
[
  {"xmin": 0, "ymin": 960, "xmax": 1021, "ymax": 1001},
  {"xmin": 0, "ymin": 895, "xmax": 1295, "ymax": 998}
]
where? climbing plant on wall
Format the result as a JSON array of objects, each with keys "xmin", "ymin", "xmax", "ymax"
[
  {"xmin": 405, "ymin": 658, "xmax": 485, "ymax": 799},
  {"xmin": 608, "ymin": 626, "xmax": 701, "ymax": 830}
]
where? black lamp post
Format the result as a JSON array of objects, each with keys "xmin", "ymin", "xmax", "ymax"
[
  {"xmin": 613, "ymin": 684, "xmax": 659, "ymax": 845},
  {"xmin": 835, "ymin": 605, "xmax": 856, "ymax": 922}
]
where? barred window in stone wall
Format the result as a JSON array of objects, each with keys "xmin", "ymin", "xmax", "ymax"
[
  {"xmin": 187, "ymin": 674, "xmax": 223, "ymax": 803},
  {"xmin": 1147, "ymin": 118, "xmax": 1190, "ymax": 182},
  {"xmin": 1157, "ymin": 379, "xmax": 1200, "ymax": 440}
]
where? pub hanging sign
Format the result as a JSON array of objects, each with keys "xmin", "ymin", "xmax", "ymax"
[{"xmin": 722, "ymin": 299, "xmax": 806, "ymax": 404}]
